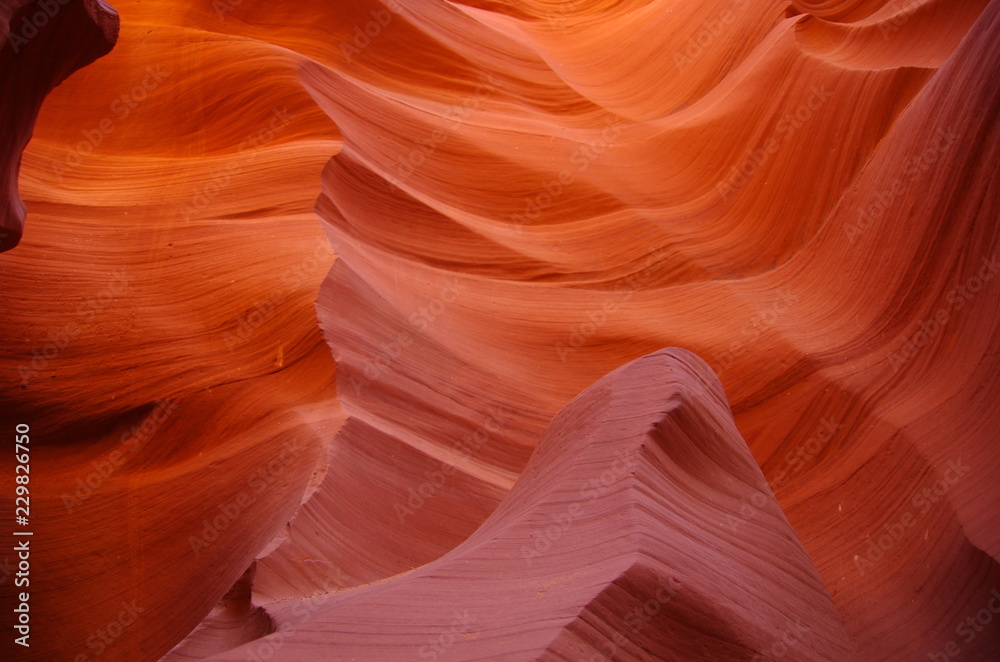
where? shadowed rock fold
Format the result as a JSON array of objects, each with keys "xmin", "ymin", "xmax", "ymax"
[
  {"xmin": 0, "ymin": 0, "xmax": 119, "ymax": 252},
  {"xmin": 0, "ymin": 0, "xmax": 997, "ymax": 660},
  {"xmin": 205, "ymin": 348, "xmax": 860, "ymax": 662}
]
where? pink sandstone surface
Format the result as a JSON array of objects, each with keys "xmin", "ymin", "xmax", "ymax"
[{"xmin": 0, "ymin": 0, "xmax": 998, "ymax": 660}]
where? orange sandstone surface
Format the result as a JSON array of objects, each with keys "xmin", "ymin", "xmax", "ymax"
[{"xmin": 0, "ymin": 1, "xmax": 998, "ymax": 661}]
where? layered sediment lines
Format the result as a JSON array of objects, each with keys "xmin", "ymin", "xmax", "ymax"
[
  {"xmin": 205, "ymin": 349, "xmax": 861, "ymax": 661},
  {"xmin": 0, "ymin": 0, "xmax": 997, "ymax": 661},
  {"xmin": 0, "ymin": 0, "xmax": 119, "ymax": 252},
  {"xmin": 1, "ymin": 1, "xmax": 343, "ymax": 660},
  {"xmin": 307, "ymin": 1, "xmax": 1000, "ymax": 659}
]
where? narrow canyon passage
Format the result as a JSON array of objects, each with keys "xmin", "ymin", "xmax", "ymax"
[{"xmin": 0, "ymin": 1, "xmax": 998, "ymax": 660}]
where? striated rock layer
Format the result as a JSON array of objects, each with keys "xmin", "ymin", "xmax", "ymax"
[
  {"xmin": 1, "ymin": 1, "xmax": 343, "ymax": 660},
  {"xmin": 0, "ymin": 0, "xmax": 119, "ymax": 252},
  {"xmin": 205, "ymin": 348, "xmax": 861, "ymax": 661},
  {"xmin": 305, "ymin": 1, "xmax": 1000, "ymax": 660},
  {"xmin": 0, "ymin": 0, "xmax": 997, "ymax": 661}
]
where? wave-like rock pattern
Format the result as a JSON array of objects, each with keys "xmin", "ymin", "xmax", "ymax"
[
  {"xmin": 304, "ymin": 2, "xmax": 1000, "ymax": 660},
  {"xmin": 1, "ymin": 1, "xmax": 343, "ymax": 660},
  {"xmin": 0, "ymin": 0, "xmax": 118, "ymax": 252},
  {"xmin": 0, "ymin": 0, "xmax": 997, "ymax": 660},
  {"xmin": 205, "ymin": 348, "xmax": 861, "ymax": 661}
]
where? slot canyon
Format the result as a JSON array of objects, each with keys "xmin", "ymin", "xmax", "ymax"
[{"xmin": 0, "ymin": 0, "xmax": 998, "ymax": 660}]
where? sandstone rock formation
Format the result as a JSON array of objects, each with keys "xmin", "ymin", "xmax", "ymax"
[
  {"xmin": 1, "ymin": 0, "xmax": 119, "ymax": 252},
  {"xmin": 203, "ymin": 348, "xmax": 862, "ymax": 662},
  {"xmin": 0, "ymin": 0, "xmax": 998, "ymax": 660}
]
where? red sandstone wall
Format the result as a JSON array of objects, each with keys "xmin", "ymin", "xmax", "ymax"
[{"xmin": 0, "ymin": 1, "xmax": 997, "ymax": 660}]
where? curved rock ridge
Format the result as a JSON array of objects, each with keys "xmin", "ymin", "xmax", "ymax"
[
  {"xmin": 166, "ymin": 564, "xmax": 275, "ymax": 660},
  {"xmin": 204, "ymin": 348, "xmax": 859, "ymax": 662},
  {"xmin": 0, "ymin": 0, "xmax": 119, "ymax": 252},
  {"xmin": 1, "ymin": 2, "xmax": 343, "ymax": 661},
  {"xmin": 0, "ymin": 0, "xmax": 997, "ymax": 660},
  {"xmin": 302, "ymin": 0, "xmax": 999, "ymax": 659}
]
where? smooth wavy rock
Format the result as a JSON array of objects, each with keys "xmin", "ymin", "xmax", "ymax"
[
  {"xmin": 0, "ymin": 0, "xmax": 997, "ymax": 661},
  {"xmin": 202, "ymin": 348, "xmax": 858, "ymax": 662},
  {"xmin": 303, "ymin": 1, "xmax": 999, "ymax": 659},
  {"xmin": 0, "ymin": 0, "xmax": 119, "ymax": 252},
  {"xmin": 0, "ymin": 1, "xmax": 342, "ymax": 660}
]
